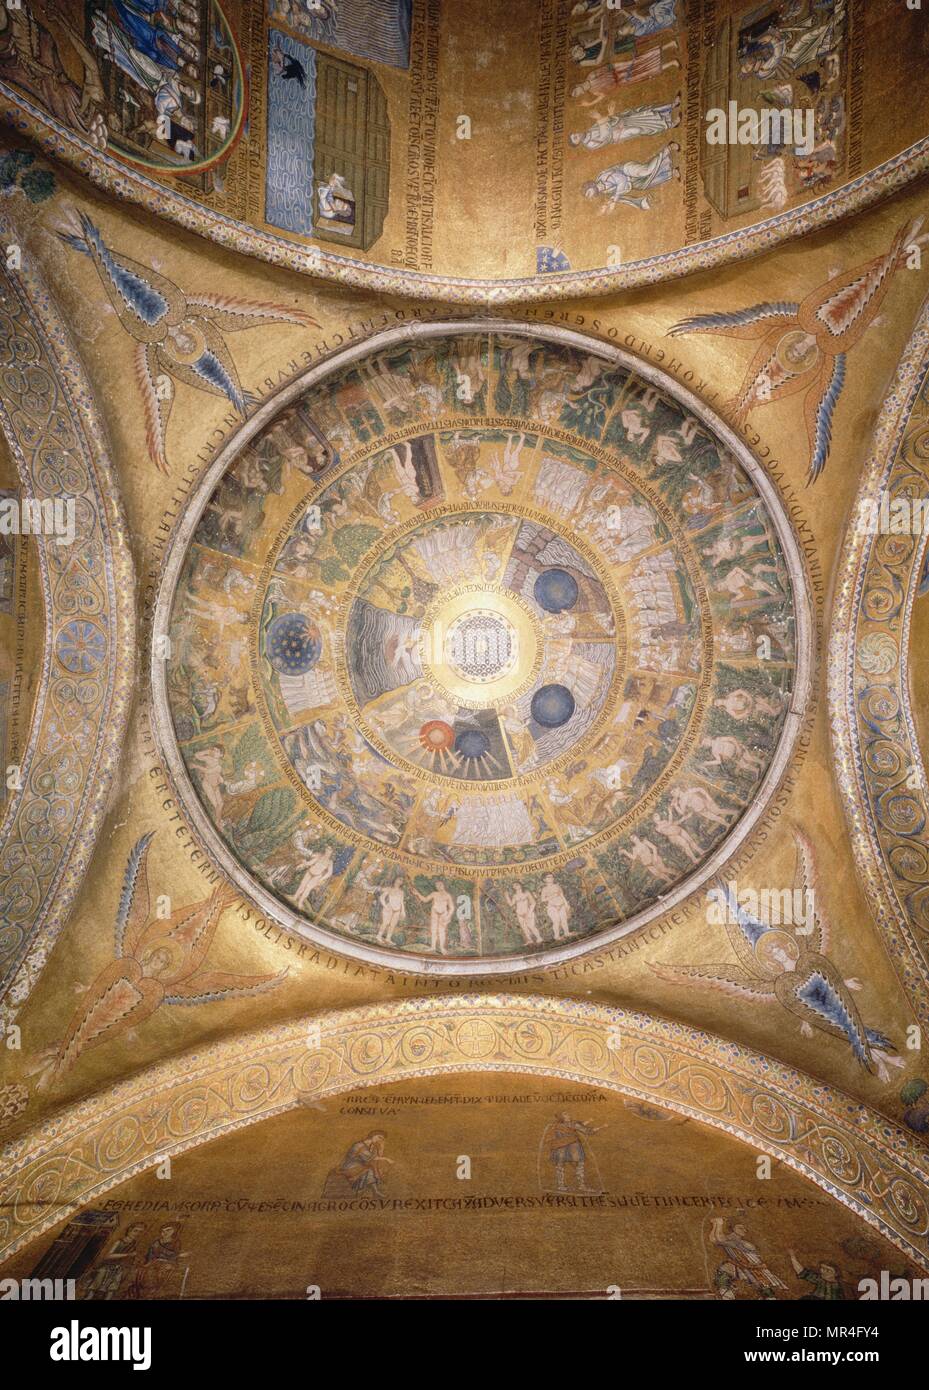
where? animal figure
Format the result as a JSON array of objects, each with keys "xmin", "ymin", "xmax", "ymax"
[{"xmin": 271, "ymin": 42, "xmax": 307, "ymax": 86}]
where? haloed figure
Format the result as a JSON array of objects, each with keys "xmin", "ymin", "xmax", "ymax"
[{"xmin": 129, "ymin": 1224, "xmax": 188, "ymax": 1299}]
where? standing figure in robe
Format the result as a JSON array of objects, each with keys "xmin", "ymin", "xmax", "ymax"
[
  {"xmin": 541, "ymin": 1112, "xmax": 605, "ymax": 1193},
  {"xmin": 570, "ymin": 98, "xmax": 680, "ymax": 149},
  {"xmin": 583, "ymin": 143, "xmax": 679, "ymax": 211}
]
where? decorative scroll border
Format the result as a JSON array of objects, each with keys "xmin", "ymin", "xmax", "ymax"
[
  {"xmin": 1, "ymin": 86, "xmax": 927, "ymax": 304},
  {"xmin": 149, "ymin": 319, "xmax": 815, "ymax": 976},
  {"xmin": 0, "ymin": 217, "xmax": 136, "ymax": 1018},
  {"xmin": 829, "ymin": 293, "xmax": 929, "ymax": 1023},
  {"xmin": 1, "ymin": 995, "xmax": 928, "ymax": 1269}
]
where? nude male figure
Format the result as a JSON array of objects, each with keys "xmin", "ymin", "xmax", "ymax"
[
  {"xmin": 413, "ymin": 879, "xmax": 455, "ymax": 953},
  {"xmin": 293, "ymin": 843, "xmax": 334, "ymax": 911},
  {"xmin": 377, "ymin": 878, "xmax": 406, "ymax": 944}
]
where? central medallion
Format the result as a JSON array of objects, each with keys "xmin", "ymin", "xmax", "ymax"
[
  {"xmin": 420, "ymin": 583, "xmax": 542, "ymax": 712},
  {"xmin": 155, "ymin": 323, "xmax": 810, "ymax": 973},
  {"xmin": 445, "ymin": 611, "xmax": 517, "ymax": 682}
]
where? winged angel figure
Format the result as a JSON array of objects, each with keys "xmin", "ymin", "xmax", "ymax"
[
  {"xmin": 649, "ymin": 830, "xmax": 903, "ymax": 1081},
  {"xmin": 669, "ymin": 218, "xmax": 927, "ymax": 482},
  {"xmin": 32, "ymin": 833, "xmax": 286, "ymax": 1087},
  {"xmin": 59, "ymin": 211, "xmax": 319, "ymax": 472}
]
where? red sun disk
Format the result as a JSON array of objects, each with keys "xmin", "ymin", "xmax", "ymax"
[{"xmin": 419, "ymin": 720, "xmax": 455, "ymax": 752}]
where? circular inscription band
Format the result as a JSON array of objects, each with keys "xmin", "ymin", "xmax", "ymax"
[{"xmin": 151, "ymin": 321, "xmax": 813, "ymax": 975}]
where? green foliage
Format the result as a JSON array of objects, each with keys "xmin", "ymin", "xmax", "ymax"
[
  {"xmin": 20, "ymin": 168, "xmax": 55, "ymax": 203},
  {"xmin": 243, "ymin": 785, "xmax": 295, "ymax": 835},
  {"xmin": 232, "ymin": 723, "xmax": 267, "ymax": 776},
  {"xmin": 558, "ymin": 374, "xmax": 622, "ymax": 441},
  {"xmin": 901, "ymin": 1078, "xmax": 928, "ymax": 1106},
  {"xmin": 317, "ymin": 521, "xmax": 380, "ymax": 583},
  {"xmin": 0, "ymin": 150, "xmax": 56, "ymax": 203},
  {"xmin": 332, "ymin": 523, "xmax": 379, "ymax": 567},
  {"xmin": 494, "ymin": 371, "xmax": 531, "ymax": 417},
  {"xmin": 0, "ymin": 149, "xmax": 34, "ymax": 187},
  {"xmin": 319, "ymin": 556, "xmax": 348, "ymax": 584}
]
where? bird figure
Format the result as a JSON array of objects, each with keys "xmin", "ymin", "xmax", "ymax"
[
  {"xmin": 32, "ymin": 832, "xmax": 287, "ymax": 1088},
  {"xmin": 58, "ymin": 211, "xmax": 319, "ymax": 472},
  {"xmin": 648, "ymin": 829, "xmax": 903, "ymax": 1081},
  {"xmin": 271, "ymin": 42, "xmax": 307, "ymax": 87},
  {"xmin": 668, "ymin": 217, "xmax": 928, "ymax": 482}
]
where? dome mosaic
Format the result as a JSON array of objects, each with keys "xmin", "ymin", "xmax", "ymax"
[{"xmin": 154, "ymin": 324, "xmax": 810, "ymax": 972}]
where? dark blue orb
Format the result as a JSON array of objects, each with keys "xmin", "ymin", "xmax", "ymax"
[
  {"xmin": 455, "ymin": 728, "xmax": 491, "ymax": 759},
  {"xmin": 534, "ymin": 567, "xmax": 579, "ymax": 614},
  {"xmin": 266, "ymin": 612, "xmax": 322, "ymax": 676},
  {"xmin": 531, "ymin": 683, "xmax": 576, "ymax": 728}
]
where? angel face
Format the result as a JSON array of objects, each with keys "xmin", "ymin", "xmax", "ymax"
[
  {"xmin": 139, "ymin": 945, "xmax": 173, "ymax": 977},
  {"xmin": 755, "ymin": 929, "xmax": 800, "ymax": 974},
  {"xmin": 165, "ymin": 323, "xmax": 206, "ymax": 362},
  {"xmin": 776, "ymin": 329, "xmax": 819, "ymax": 372}
]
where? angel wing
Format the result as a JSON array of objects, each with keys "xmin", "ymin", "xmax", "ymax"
[
  {"xmin": 138, "ymin": 884, "xmax": 237, "ymax": 981},
  {"xmin": 791, "ymin": 827, "xmax": 829, "ymax": 952},
  {"xmin": 799, "ymin": 218, "xmax": 921, "ymax": 352},
  {"xmin": 115, "ymin": 831, "xmax": 155, "ymax": 958},
  {"xmin": 803, "ymin": 352, "xmax": 845, "ymax": 483},
  {"xmin": 774, "ymin": 955, "xmax": 872, "ymax": 1068},
  {"xmin": 716, "ymin": 881, "xmax": 775, "ymax": 975},
  {"xmin": 648, "ymin": 959, "xmax": 775, "ymax": 1001},
  {"xmin": 189, "ymin": 296, "xmax": 320, "ymax": 333},
  {"xmin": 45, "ymin": 960, "xmax": 165, "ymax": 1084},
  {"xmin": 59, "ymin": 211, "xmax": 187, "ymax": 341},
  {"xmin": 668, "ymin": 302, "xmax": 799, "ymax": 340},
  {"xmin": 157, "ymin": 316, "xmax": 253, "ymax": 416},
  {"xmin": 163, "ymin": 966, "xmax": 288, "ymax": 1006},
  {"xmin": 135, "ymin": 343, "xmax": 173, "ymax": 473}
]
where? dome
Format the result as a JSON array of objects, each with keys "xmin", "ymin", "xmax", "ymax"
[{"xmin": 153, "ymin": 322, "xmax": 810, "ymax": 972}]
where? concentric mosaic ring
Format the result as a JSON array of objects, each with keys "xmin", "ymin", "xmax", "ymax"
[{"xmin": 152, "ymin": 321, "xmax": 813, "ymax": 974}]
